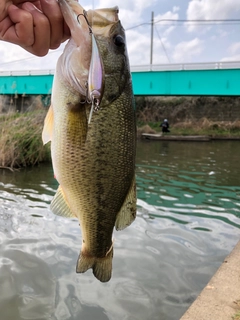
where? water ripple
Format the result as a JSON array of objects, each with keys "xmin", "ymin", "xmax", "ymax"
[{"xmin": 0, "ymin": 141, "xmax": 240, "ymax": 320}]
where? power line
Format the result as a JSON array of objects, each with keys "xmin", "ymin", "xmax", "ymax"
[
  {"xmin": 155, "ymin": 18, "xmax": 240, "ymax": 24},
  {"xmin": 154, "ymin": 26, "xmax": 171, "ymax": 64},
  {"xmin": 126, "ymin": 18, "xmax": 240, "ymax": 30},
  {"xmin": 126, "ymin": 22, "xmax": 151, "ymax": 30}
]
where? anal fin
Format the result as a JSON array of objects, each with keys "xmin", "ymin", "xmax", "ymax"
[
  {"xmin": 115, "ymin": 176, "xmax": 136, "ymax": 231},
  {"xmin": 50, "ymin": 185, "xmax": 76, "ymax": 218}
]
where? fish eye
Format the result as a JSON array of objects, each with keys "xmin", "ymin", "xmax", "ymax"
[{"xmin": 113, "ymin": 35, "xmax": 125, "ymax": 47}]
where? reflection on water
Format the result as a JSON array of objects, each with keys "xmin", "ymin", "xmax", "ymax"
[{"xmin": 0, "ymin": 140, "xmax": 240, "ymax": 320}]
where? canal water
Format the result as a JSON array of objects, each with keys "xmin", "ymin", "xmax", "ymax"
[{"xmin": 0, "ymin": 140, "xmax": 240, "ymax": 320}]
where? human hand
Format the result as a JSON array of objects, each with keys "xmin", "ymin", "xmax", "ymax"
[{"xmin": 0, "ymin": 0, "xmax": 70, "ymax": 56}]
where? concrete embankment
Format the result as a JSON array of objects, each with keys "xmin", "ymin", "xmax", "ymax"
[
  {"xmin": 180, "ymin": 241, "xmax": 240, "ymax": 320},
  {"xmin": 136, "ymin": 96, "xmax": 240, "ymax": 124}
]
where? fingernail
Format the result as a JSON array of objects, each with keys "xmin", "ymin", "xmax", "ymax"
[{"xmin": 23, "ymin": 2, "xmax": 42, "ymax": 13}]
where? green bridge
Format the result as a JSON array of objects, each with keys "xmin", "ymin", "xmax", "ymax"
[{"xmin": 0, "ymin": 62, "xmax": 240, "ymax": 96}]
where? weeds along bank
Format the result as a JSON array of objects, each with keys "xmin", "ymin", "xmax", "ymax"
[
  {"xmin": 1, "ymin": 95, "xmax": 240, "ymax": 169},
  {"xmin": 0, "ymin": 110, "xmax": 51, "ymax": 170},
  {"xmin": 0, "ymin": 94, "xmax": 51, "ymax": 169}
]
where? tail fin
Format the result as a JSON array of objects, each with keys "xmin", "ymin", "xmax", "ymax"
[{"xmin": 76, "ymin": 247, "xmax": 113, "ymax": 282}]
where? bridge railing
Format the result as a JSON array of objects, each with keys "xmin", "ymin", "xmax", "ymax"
[
  {"xmin": 0, "ymin": 69, "xmax": 55, "ymax": 76},
  {"xmin": 0, "ymin": 61, "xmax": 240, "ymax": 76},
  {"xmin": 130, "ymin": 61, "xmax": 240, "ymax": 72}
]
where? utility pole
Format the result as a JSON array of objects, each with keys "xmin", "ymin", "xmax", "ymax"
[{"xmin": 150, "ymin": 11, "xmax": 154, "ymax": 66}]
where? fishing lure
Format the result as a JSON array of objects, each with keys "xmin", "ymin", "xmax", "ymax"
[{"xmin": 77, "ymin": 11, "xmax": 104, "ymax": 124}]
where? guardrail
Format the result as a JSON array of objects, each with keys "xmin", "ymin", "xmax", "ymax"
[
  {"xmin": 0, "ymin": 69, "xmax": 55, "ymax": 76},
  {"xmin": 130, "ymin": 61, "xmax": 240, "ymax": 72},
  {"xmin": 0, "ymin": 61, "xmax": 240, "ymax": 76}
]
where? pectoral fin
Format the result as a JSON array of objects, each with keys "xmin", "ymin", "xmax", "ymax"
[
  {"xmin": 50, "ymin": 185, "xmax": 76, "ymax": 218},
  {"xmin": 42, "ymin": 105, "xmax": 54, "ymax": 145},
  {"xmin": 115, "ymin": 176, "xmax": 136, "ymax": 231}
]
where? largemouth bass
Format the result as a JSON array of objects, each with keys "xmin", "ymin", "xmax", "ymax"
[{"xmin": 42, "ymin": 0, "xmax": 136, "ymax": 282}]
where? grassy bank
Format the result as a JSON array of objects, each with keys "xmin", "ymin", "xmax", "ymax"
[
  {"xmin": 0, "ymin": 110, "xmax": 51, "ymax": 170},
  {"xmin": 1, "ymin": 108, "xmax": 240, "ymax": 170}
]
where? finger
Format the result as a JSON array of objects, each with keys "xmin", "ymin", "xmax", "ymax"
[
  {"xmin": 63, "ymin": 21, "xmax": 71, "ymax": 42},
  {"xmin": 39, "ymin": 0, "xmax": 70, "ymax": 49},
  {"xmin": 21, "ymin": 2, "xmax": 51, "ymax": 56},
  {"xmin": 1, "ymin": 4, "xmax": 34, "ymax": 46}
]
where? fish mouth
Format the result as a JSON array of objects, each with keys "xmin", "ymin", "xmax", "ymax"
[
  {"xmin": 87, "ymin": 7, "xmax": 119, "ymax": 32},
  {"xmin": 59, "ymin": 0, "xmax": 119, "ymax": 39},
  {"xmin": 58, "ymin": 0, "xmax": 90, "ymax": 47},
  {"xmin": 57, "ymin": 0, "xmax": 121, "ymax": 104},
  {"xmin": 57, "ymin": 0, "xmax": 93, "ymax": 97}
]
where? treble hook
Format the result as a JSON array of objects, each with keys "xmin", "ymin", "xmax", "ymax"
[
  {"xmin": 79, "ymin": 81, "xmax": 91, "ymax": 105},
  {"xmin": 88, "ymin": 98, "xmax": 100, "ymax": 124},
  {"xmin": 77, "ymin": 10, "xmax": 92, "ymax": 34}
]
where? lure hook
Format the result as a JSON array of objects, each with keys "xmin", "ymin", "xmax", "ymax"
[
  {"xmin": 79, "ymin": 81, "xmax": 91, "ymax": 104},
  {"xmin": 88, "ymin": 98, "xmax": 100, "ymax": 124},
  {"xmin": 77, "ymin": 10, "xmax": 92, "ymax": 34}
]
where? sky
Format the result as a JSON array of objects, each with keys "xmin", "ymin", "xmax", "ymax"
[{"xmin": 0, "ymin": 0, "xmax": 240, "ymax": 71}]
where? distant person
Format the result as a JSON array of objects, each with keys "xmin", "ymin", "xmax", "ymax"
[
  {"xmin": 160, "ymin": 119, "xmax": 170, "ymax": 133},
  {"xmin": 0, "ymin": 0, "xmax": 70, "ymax": 56}
]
